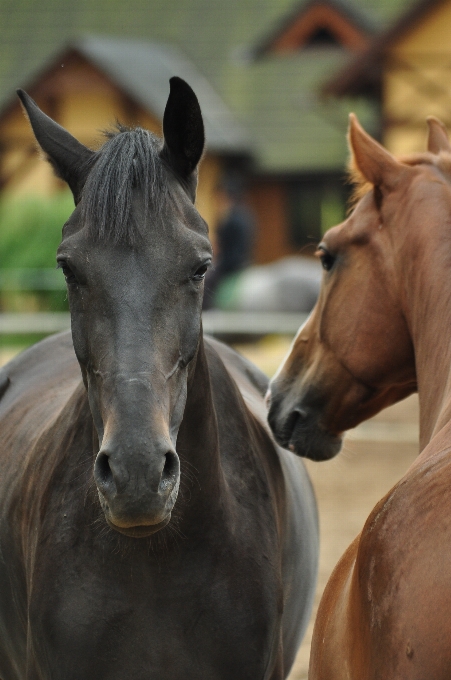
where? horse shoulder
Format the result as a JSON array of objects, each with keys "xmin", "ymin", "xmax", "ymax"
[
  {"xmin": 361, "ymin": 446, "xmax": 451, "ymax": 678},
  {"xmin": 315, "ymin": 446, "xmax": 451, "ymax": 680}
]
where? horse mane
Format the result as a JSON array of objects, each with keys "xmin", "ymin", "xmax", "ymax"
[
  {"xmin": 347, "ymin": 148, "xmax": 451, "ymax": 213},
  {"xmin": 346, "ymin": 160, "xmax": 373, "ymax": 212},
  {"xmin": 81, "ymin": 125, "xmax": 169, "ymax": 245}
]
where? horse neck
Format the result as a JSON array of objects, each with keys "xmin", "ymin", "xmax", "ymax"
[
  {"xmin": 403, "ymin": 212, "xmax": 451, "ymax": 450},
  {"xmin": 175, "ymin": 335, "xmax": 227, "ymax": 527}
]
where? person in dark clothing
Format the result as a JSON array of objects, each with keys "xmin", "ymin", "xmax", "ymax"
[{"xmin": 203, "ymin": 180, "xmax": 255, "ymax": 309}]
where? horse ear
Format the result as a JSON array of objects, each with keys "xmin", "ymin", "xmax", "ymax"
[
  {"xmin": 17, "ymin": 90, "xmax": 94, "ymax": 203},
  {"xmin": 426, "ymin": 116, "xmax": 451, "ymax": 154},
  {"xmin": 348, "ymin": 113, "xmax": 404, "ymax": 191},
  {"xmin": 161, "ymin": 77, "xmax": 205, "ymax": 201}
]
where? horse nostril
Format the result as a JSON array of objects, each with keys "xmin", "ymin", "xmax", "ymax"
[
  {"xmin": 95, "ymin": 451, "xmax": 115, "ymax": 491},
  {"xmin": 285, "ymin": 407, "xmax": 308, "ymax": 438},
  {"xmin": 294, "ymin": 407, "xmax": 308, "ymax": 422},
  {"xmin": 160, "ymin": 451, "xmax": 179, "ymax": 492}
]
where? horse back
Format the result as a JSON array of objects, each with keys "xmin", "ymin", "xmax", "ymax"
[{"xmin": 0, "ymin": 331, "xmax": 80, "ymax": 415}]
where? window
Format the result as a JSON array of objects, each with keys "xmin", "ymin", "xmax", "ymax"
[
  {"xmin": 287, "ymin": 178, "xmax": 348, "ymax": 248},
  {"xmin": 304, "ymin": 26, "xmax": 342, "ymax": 49}
]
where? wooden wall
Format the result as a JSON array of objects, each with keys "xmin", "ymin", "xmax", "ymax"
[
  {"xmin": 247, "ymin": 179, "xmax": 295, "ymax": 264},
  {"xmin": 383, "ymin": 0, "xmax": 451, "ymax": 154}
]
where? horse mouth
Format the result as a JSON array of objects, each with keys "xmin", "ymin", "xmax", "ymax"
[
  {"xmin": 106, "ymin": 515, "xmax": 171, "ymax": 538},
  {"xmin": 289, "ymin": 411, "xmax": 343, "ymax": 460},
  {"xmin": 97, "ymin": 490, "xmax": 174, "ymax": 537},
  {"xmin": 270, "ymin": 405, "xmax": 343, "ymax": 461}
]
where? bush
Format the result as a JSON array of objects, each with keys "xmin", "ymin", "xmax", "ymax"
[
  {"xmin": 0, "ymin": 191, "xmax": 74, "ymax": 268},
  {"xmin": 0, "ymin": 192, "xmax": 74, "ymax": 311}
]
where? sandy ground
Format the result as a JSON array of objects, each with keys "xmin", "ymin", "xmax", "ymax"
[{"xmin": 0, "ymin": 337, "xmax": 419, "ymax": 679}]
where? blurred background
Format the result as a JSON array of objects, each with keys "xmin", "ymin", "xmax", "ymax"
[
  {"xmin": 1, "ymin": 0, "xmax": 448, "ymax": 325},
  {"xmin": 0, "ymin": 0, "xmax": 445, "ymax": 676}
]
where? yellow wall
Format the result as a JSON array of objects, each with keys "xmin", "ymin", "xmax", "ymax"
[
  {"xmin": 383, "ymin": 0, "xmax": 451, "ymax": 154},
  {"xmin": 196, "ymin": 154, "xmax": 221, "ymax": 237}
]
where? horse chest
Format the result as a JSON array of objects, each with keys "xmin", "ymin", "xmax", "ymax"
[{"xmin": 24, "ymin": 532, "xmax": 282, "ymax": 680}]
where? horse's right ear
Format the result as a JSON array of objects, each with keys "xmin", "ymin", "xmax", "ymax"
[
  {"xmin": 17, "ymin": 90, "xmax": 94, "ymax": 204},
  {"xmin": 348, "ymin": 113, "xmax": 405, "ymax": 192},
  {"xmin": 160, "ymin": 77, "xmax": 205, "ymax": 201}
]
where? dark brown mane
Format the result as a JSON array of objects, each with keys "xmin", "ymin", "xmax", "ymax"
[{"xmin": 81, "ymin": 125, "xmax": 169, "ymax": 246}]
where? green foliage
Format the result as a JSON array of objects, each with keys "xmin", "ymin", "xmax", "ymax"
[
  {"xmin": 0, "ymin": 191, "xmax": 74, "ymax": 269},
  {"xmin": 0, "ymin": 192, "xmax": 74, "ymax": 311}
]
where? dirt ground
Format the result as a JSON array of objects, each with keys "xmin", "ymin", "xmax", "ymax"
[{"xmin": 0, "ymin": 337, "xmax": 420, "ymax": 679}]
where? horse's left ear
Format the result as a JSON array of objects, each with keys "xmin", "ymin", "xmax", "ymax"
[
  {"xmin": 161, "ymin": 77, "xmax": 205, "ymax": 201},
  {"xmin": 17, "ymin": 90, "xmax": 95, "ymax": 204},
  {"xmin": 426, "ymin": 116, "xmax": 451, "ymax": 154},
  {"xmin": 348, "ymin": 113, "xmax": 405, "ymax": 192}
]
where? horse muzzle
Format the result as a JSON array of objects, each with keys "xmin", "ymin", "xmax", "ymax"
[
  {"xmin": 94, "ymin": 444, "xmax": 180, "ymax": 537},
  {"xmin": 267, "ymin": 382, "xmax": 343, "ymax": 461}
]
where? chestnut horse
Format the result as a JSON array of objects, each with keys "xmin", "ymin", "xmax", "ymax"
[
  {"xmin": 0, "ymin": 79, "xmax": 318, "ymax": 679},
  {"xmin": 267, "ymin": 114, "xmax": 451, "ymax": 679}
]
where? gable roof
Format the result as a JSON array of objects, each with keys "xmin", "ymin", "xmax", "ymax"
[
  {"xmin": 253, "ymin": 0, "xmax": 374, "ymax": 57},
  {"xmin": 0, "ymin": 0, "xmax": 415, "ymax": 174},
  {"xmin": 324, "ymin": 0, "xmax": 446, "ymax": 97},
  {"xmin": 4, "ymin": 35, "xmax": 249, "ymax": 155}
]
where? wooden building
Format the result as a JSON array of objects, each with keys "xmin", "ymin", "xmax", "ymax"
[
  {"xmin": 325, "ymin": 0, "xmax": 451, "ymax": 155},
  {"xmin": 0, "ymin": 0, "xmax": 415, "ymax": 264},
  {"xmin": 0, "ymin": 37, "xmax": 249, "ymax": 237}
]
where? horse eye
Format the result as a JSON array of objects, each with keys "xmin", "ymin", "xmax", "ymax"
[
  {"xmin": 316, "ymin": 247, "xmax": 335, "ymax": 272},
  {"xmin": 57, "ymin": 261, "xmax": 78, "ymax": 286},
  {"xmin": 192, "ymin": 264, "xmax": 209, "ymax": 282}
]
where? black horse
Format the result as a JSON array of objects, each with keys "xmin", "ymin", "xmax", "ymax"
[{"xmin": 0, "ymin": 78, "xmax": 318, "ymax": 679}]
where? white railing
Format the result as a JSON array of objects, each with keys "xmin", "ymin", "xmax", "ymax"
[{"xmin": 0, "ymin": 311, "xmax": 308, "ymax": 337}]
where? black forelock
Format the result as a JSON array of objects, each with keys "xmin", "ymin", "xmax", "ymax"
[{"xmin": 81, "ymin": 125, "xmax": 169, "ymax": 245}]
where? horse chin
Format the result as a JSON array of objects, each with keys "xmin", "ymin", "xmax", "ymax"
[
  {"xmin": 106, "ymin": 515, "xmax": 171, "ymax": 538},
  {"xmin": 287, "ymin": 415, "xmax": 343, "ymax": 461}
]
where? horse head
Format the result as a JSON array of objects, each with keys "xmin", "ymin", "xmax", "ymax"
[
  {"xmin": 268, "ymin": 115, "xmax": 451, "ymax": 460},
  {"xmin": 19, "ymin": 78, "xmax": 212, "ymax": 536}
]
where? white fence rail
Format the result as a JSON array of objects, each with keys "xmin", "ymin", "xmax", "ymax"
[{"xmin": 0, "ymin": 311, "xmax": 308, "ymax": 337}]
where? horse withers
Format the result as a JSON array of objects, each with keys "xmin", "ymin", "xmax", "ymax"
[
  {"xmin": 267, "ymin": 114, "xmax": 451, "ymax": 679},
  {"xmin": 0, "ymin": 79, "xmax": 318, "ymax": 680}
]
